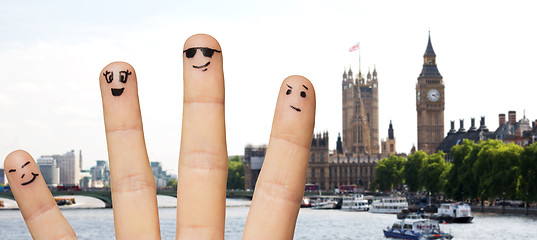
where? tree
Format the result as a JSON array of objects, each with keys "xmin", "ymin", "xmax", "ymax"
[
  {"xmin": 473, "ymin": 140, "xmax": 521, "ymax": 201},
  {"xmin": 404, "ymin": 151, "xmax": 427, "ymax": 192},
  {"xmin": 419, "ymin": 151, "xmax": 450, "ymax": 195},
  {"xmin": 489, "ymin": 143, "xmax": 522, "ymax": 200},
  {"xmin": 445, "ymin": 139, "xmax": 474, "ymax": 200},
  {"xmin": 374, "ymin": 155, "xmax": 406, "ymax": 192},
  {"xmin": 472, "ymin": 140, "xmax": 500, "ymax": 200},
  {"xmin": 227, "ymin": 156, "xmax": 244, "ymax": 190},
  {"xmin": 517, "ymin": 142, "xmax": 537, "ymax": 211},
  {"xmin": 166, "ymin": 178, "xmax": 178, "ymax": 188}
]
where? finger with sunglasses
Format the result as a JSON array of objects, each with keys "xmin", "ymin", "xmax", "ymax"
[{"xmin": 177, "ymin": 34, "xmax": 227, "ymax": 238}]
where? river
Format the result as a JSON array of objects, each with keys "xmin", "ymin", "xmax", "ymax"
[{"xmin": 1, "ymin": 196, "xmax": 537, "ymax": 239}]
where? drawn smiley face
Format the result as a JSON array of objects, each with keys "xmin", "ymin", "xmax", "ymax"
[
  {"xmin": 8, "ymin": 161, "xmax": 40, "ymax": 186},
  {"xmin": 183, "ymin": 47, "xmax": 221, "ymax": 72},
  {"xmin": 103, "ymin": 69, "xmax": 132, "ymax": 96},
  {"xmin": 285, "ymin": 83, "xmax": 309, "ymax": 112}
]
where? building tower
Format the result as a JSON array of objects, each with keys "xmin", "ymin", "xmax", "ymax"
[
  {"xmin": 369, "ymin": 67, "xmax": 380, "ymax": 154},
  {"xmin": 381, "ymin": 121, "xmax": 396, "ymax": 156},
  {"xmin": 416, "ymin": 32, "xmax": 445, "ymax": 154},
  {"xmin": 342, "ymin": 66, "xmax": 379, "ymax": 155}
]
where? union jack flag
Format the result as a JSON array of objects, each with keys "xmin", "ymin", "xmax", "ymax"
[{"xmin": 349, "ymin": 43, "xmax": 359, "ymax": 52}]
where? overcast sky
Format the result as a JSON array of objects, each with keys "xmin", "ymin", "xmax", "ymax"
[{"xmin": 1, "ymin": 0, "xmax": 536, "ymax": 173}]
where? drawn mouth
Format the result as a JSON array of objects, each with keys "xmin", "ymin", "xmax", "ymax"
[
  {"xmin": 290, "ymin": 105, "xmax": 301, "ymax": 112},
  {"xmin": 193, "ymin": 61, "xmax": 210, "ymax": 72},
  {"xmin": 21, "ymin": 172, "xmax": 39, "ymax": 186},
  {"xmin": 111, "ymin": 88, "xmax": 125, "ymax": 96}
]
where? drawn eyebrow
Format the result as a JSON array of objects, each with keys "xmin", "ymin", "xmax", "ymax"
[
  {"xmin": 21, "ymin": 161, "xmax": 30, "ymax": 168},
  {"xmin": 9, "ymin": 169, "xmax": 16, "ymax": 173},
  {"xmin": 302, "ymin": 85, "xmax": 309, "ymax": 90},
  {"xmin": 286, "ymin": 84, "xmax": 292, "ymax": 89}
]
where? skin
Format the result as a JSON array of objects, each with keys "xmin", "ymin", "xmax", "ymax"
[{"xmin": 4, "ymin": 34, "xmax": 316, "ymax": 240}]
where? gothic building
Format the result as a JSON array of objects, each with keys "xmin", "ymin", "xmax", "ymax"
[
  {"xmin": 416, "ymin": 33, "xmax": 445, "ymax": 154},
  {"xmin": 381, "ymin": 121, "xmax": 396, "ymax": 156},
  {"xmin": 438, "ymin": 111, "xmax": 537, "ymax": 161},
  {"xmin": 342, "ymin": 67, "xmax": 379, "ymax": 155},
  {"xmin": 307, "ymin": 132, "xmax": 377, "ymax": 191}
]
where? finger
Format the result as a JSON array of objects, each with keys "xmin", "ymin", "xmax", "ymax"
[
  {"xmin": 99, "ymin": 62, "xmax": 160, "ymax": 239},
  {"xmin": 177, "ymin": 34, "xmax": 227, "ymax": 239},
  {"xmin": 243, "ymin": 76, "xmax": 316, "ymax": 240},
  {"xmin": 4, "ymin": 150, "xmax": 77, "ymax": 239}
]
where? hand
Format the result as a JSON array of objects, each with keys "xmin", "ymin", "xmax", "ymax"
[{"xmin": 4, "ymin": 34, "xmax": 316, "ymax": 239}]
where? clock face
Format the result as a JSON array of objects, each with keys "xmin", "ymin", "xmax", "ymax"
[{"xmin": 427, "ymin": 89, "xmax": 440, "ymax": 102}]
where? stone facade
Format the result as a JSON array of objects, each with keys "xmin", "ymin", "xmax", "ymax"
[
  {"xmin": 243, "ymin": 145, "xmax": 266, "ymax": 190},
  {"xmin": 306, "ymin": 132, "xmax": 382, "ymax": 191},
  {"xmin": 416, "ymin": 33, "xmax": 445, "ymax": 154},
  {"xmin": 342, "ymin": 67, "xmax": 379, "ymax": 155}
]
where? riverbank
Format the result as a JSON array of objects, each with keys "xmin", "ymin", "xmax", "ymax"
[{"xmin": 471, "ymin": 205, "xmax": 537, "ymax": 216}]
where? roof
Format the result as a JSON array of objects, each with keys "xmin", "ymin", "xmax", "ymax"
[
  {"xmin": 419, "ymin": 64, "xmax": 442, "ymax": 78},
  {"xmin": 494, "ymin": 122, "xmax": 518, "ymax": 138},
  {"xmin": 424, "ymin": 33, "xmax": 436, "ymax": 57},
  {"xmin": 437, "ymin": 128, "xmax": 494, "ymax": 154}
]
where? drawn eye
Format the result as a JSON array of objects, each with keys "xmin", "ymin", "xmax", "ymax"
[
  {"xmin": 119, "ymin": 70, "xmax": 131, "ymax": 83},
  {"xmin": 300, "ymin": 91, "xmax": 306, "ymax": 98},
  {"xmin": 286, "ymin": 89, "xmax": 292, "ymax": 95},
  {"xmin": 103, "ymin": 71, "xmax": 113, "ymax": 83}
]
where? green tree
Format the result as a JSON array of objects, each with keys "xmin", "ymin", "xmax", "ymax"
[
  {"xmin": 473, "ymin": 140, "xmax": 521, "ymax": 200},
  {"xmin": 227, "ymin": 156, "xmax": 244, "ymax": 190},
  {"xmin": 404, "ymin": 151, "xmax": 427, "ymax": 192},
  {"xmin": 166, "ymin": 178, "xmax": 178, "ymax": 188},
  {"xmin": 490, "ymin": 143, "xmax": 522, "ymax": 199},
  {"xmin": 419, "ymin": 151, "xmax": 450, "ymax": 195},
  {"xmin": 461, "ymin": 140, "xmax": 487, "ymax": 200},
  {"xmin": 374, "ymin": 155, "xmax": 406, "ymax": 192},
  {"xmin": 517, "ymin": 143, "xmax": 537, "ymax": 207},
  {"xmin": 445, "ymin": 139, "xmax": 474, "ymax": 200},
  {"xmin": 472, "ymin": 140, "xmax": 499, "ymax": 200}
]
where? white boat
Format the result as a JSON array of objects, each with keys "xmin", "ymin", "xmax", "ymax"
[
  {"xmin": 430, "ymin": 202, "xmax": 473, "ymax": 223},
  {"xmin": 383, "ymin": 218, "xmax": 453, "ymax": 239},
  {"xmin": 341, "ymin": 194, "xmax": 370, "ymax": 211},
  {"xmin": 311, "ymin": 196, "xmax": 342, "ymax": 209},
  {"xmin": 369, "ymin": 197, "xmax": 408, "ymax": 214}
]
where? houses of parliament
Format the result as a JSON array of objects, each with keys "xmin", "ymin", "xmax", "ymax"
[
  {"xmin": 305, "ymin": 34, "xmax": 444, "ymax": 191},
  {"xmin": 305, "ymin": 65, "xmax": 396, "ymax": 191},
  {"xmin": 245, "ymin": 34, "xmax": 444, "ymax": 191}
]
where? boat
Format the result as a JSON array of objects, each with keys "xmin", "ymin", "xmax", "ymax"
[
  {"xmin": 341, "ymin": 194, "xmax": 370, "ymax": 211},
  {"xmin": 369, "ymin": 197, "xmax": 408, "ymax": 214},
  {"xmin": 301, "ymin": 196, "xmax": 312, "ymax": 208},
  {"xmin": 397, "ymin": 210, "xmax": 427, "ymax": 220},
  {"xmin": 383, "ymin": 218, "xmax": 453, "ymax": 239},
  {"xmin": 430, "ymin": 202, "xmax": 473, "ymax": 223},
  {"xmin": 54, "ymin": 197, "xmax": 75, "ymax": 206},
  {"xmin": 311, "ymin": 196, "xmax": 342, "ymax": 209}
]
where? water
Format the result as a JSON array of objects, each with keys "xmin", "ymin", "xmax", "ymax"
[{"xmin": 2, "ymin": 197, "xmax": 537, "ymax": 239}]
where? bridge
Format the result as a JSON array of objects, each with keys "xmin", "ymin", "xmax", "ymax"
[{"xmin": 0, "ymin": 190, "xmax": 254, "ymax": 208}]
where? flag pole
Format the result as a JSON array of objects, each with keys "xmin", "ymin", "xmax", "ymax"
[{"xmin": 359, "ymin": 41, "xmax": 361, "ymax": 73}]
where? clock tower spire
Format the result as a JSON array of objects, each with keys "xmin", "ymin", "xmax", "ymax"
[{"xmin": 416, "ymin": 32, "xmax": 445, "ymax": 154}]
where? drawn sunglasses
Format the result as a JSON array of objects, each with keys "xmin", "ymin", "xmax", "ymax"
[{"xmin": 183, "ymin": 47, "xmax": 221, "ymax": 58}]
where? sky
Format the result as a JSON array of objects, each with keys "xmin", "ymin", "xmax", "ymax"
[{"xmin": 1, "ymin": 0, "xmax": 536, "ymax": 173}]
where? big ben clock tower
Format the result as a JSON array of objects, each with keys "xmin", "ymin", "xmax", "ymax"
[{"xmin": 416, "ymin": 33, "xmax": 444, "ymax": 154}]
